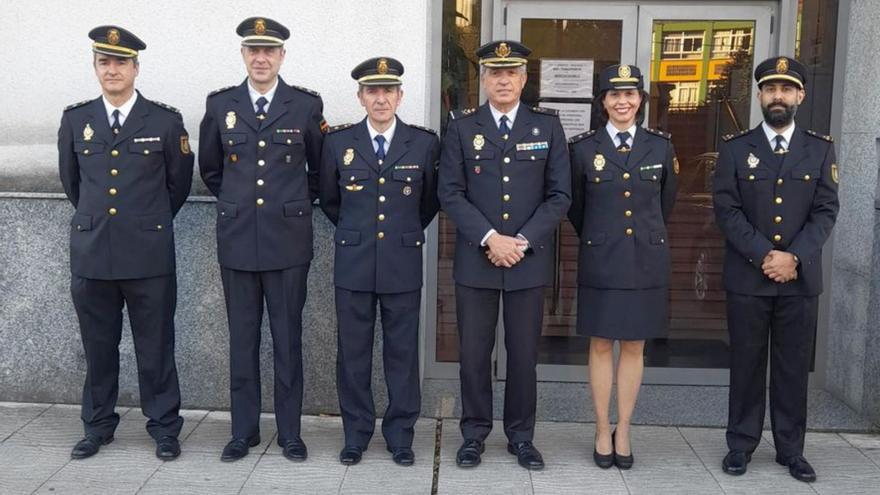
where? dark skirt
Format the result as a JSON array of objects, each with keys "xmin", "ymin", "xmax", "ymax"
[{"xmin": 576, "ymin": 286, "xmax": 669, "ymax": 340}]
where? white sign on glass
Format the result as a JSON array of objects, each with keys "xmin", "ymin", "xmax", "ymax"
[
  {"xmin": 539, "ymin": 59, "xmax": 594, "ymax": 99},
  {"xmin": 539, "ymin": 102, "xmax": 592, "ymax": 139}
]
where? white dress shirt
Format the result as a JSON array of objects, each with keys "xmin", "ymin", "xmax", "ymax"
[
  {"xmin": 366, "ymin": 117, "xmax": 398, "ymax": 155},
  {"xmin": 248, "ymin": 78, "xmax": 279, "ymax": 113},
  {"xmin": 762, "ymin": 121, "xmax": 796, "ymax": 151},
  {"xmin": 102, "ymin": 92, "xmax": 138, "ymax": 128},
  {"xmin": 606, "ymin": 122, "xmax": 638, "ymax": 148}
]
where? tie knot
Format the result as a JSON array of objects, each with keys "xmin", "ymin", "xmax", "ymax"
[
  {"xmin": 500, "ymin": 115, "xmax": 509, "ymax": 123},
  {"xmin": 256, "ymin": 96, "xmax": 268, "ymax": 112},
  {"xmin": 617, "ymin": 132, "xmax": 630, "ymax": 145},
  {"xmin": 375, "ymin": 135, "xmax": 386, "ymax": 146},
  {"xmin": 774, "ymin": 135, "xmax": 786, "ymax": 153},
  {"xmin": 112, "ymin": 109, "xmax": 120, "ymax": 118}
]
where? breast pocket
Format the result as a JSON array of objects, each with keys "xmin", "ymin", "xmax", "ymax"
[
  {"xmin": 515, "ymin": 149, "xmax": 549, "ymax": 163},
  {"xmin": 128, "ymin": 141, "xmax": 164, "ymax": 157},
  {"xmin": 392, "ymin": 169, "xmax": 422, "ymax": 184},
  {"xmin": 586, "ymin": 170, "xmax": 614, "ymax": 184},
  {"xmin": 341, "ymin": 168, "xmax": 371, "ymax": 191},
  {"xmin": 639, "ymin": 164, "xmax": 664, "ymax": 182},
  {"xmin": 737, "ymin": 167, "xmax": 771, "ymax": 182},
  {"xmin": 790, "ymin": 163, "xmax": 821, "ymax": 182},
  {"xmin": 73, "ymin": 141, "xmax": 106, "ymax": 157}
]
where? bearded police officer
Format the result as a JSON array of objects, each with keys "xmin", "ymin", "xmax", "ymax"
[
  {"xmin": 59, "ymin": 26, "xmax": 193, "ymax": 461},
  {"xmin": 199, "ymin": 17, "xmax": 327, "ymax": 463},
  {"xmin": 713, "ymin": 56, "xmax": 839, "ymax": 482},
  {"xmin": 439, "ymin": 40, "xmax": 571, "ymax": 471},
  {"xmin": 319, "ymin": 57, "xmax": 440, "ymax": 466}
]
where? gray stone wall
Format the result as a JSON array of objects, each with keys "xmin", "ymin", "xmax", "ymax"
[
  {"xmin": 826, "ymin": 0, "xmax": 880, "ymax": 425},
  {"xmin": 0, "ymin": 194, "xmax": 390, "ymax": 414}
]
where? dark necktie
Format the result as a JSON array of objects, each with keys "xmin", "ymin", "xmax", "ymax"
[
  {"xmin": 256, "ymin": 96, "xmax": 268, "ymax": 121},
  {"xmin": 774, "ymin": 135, "xmax": 787, "ymax": 154},
  {"xmin": 617, "ymin": 131, "xmax": 631, "ymax": 152},
  {"xmin": 111, "ymin": 109, "xmax": 121, "ymax": 135},
  {"xmin": 375, "ymin": 135, "xmax": 386, "ymax": 163},
  {"xmin": 499, "ymin": 115, "xmax": 510, "ymax": 140}
]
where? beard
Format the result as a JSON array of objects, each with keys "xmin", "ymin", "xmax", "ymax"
[{"xmin": 762, "ymin": 102, "xmax": 797, "ymax": 128}]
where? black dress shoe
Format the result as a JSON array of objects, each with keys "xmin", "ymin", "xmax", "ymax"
[
  {"xmin": 612, "ymin": 430, "xmax": 633, "ymax": 470},
  {"xmin": 155, "ymin": 436, "xmax": 180, "ymax": 460},
  {"xmin": 507, "ymin": 441, "xmax": 545, "ymax": 470},
  {"xmin": 722, "ymin": 450, "xmax": 751, "ymax": 475},
  {"xmin": 71, "ymin": 434, "xmax": 113, "ymax": 460},
  {"xmin": 456, "ymin": 439, "xmax": 484, "ymax": 468},
  {"xmin": 220, "ymin": 435, "xmax": 260, "ymax": 462},
  {"xmin": 278, "ymin": 437, "xmax": 308, "ymax": 462},
  {"xmin": 776, "ymin": 454, "xmax": 817, "ymax": 482},
  {"xmin": 339, "ymin": 445, "xmax": 364, "ymax": 465},
  {"xmin": 388, "ymin": 446, "xmax": 415, "ymax": 466},
  {"xmin": 593, "ymin": 433, "xmax": 614, "ymax": 469}
]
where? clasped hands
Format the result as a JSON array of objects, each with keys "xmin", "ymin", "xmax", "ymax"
[
  {"xmin": 485, "ymin": 233, "xmax": 529, "ymax": 268},
  {"xmin": 762, "ymin": 250, "xmax": 798, "ymax": 283}
]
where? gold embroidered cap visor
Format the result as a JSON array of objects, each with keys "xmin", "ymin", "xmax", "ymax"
[
  {"xmin": 88, "ymin": 25, "xmax": 146, "ymax": 58},
  {"xmin": 236, "ymin": 16, "xmax": 289, "ymax": 47}
]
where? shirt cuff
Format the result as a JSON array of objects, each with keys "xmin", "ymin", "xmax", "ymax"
[
  {"xmin": 516, "ymin": 233, "xmax": 530, "ymax": 251},
  {"xmin": 480, "ymin": 229, "xmax": 497, "ymax": 247}
]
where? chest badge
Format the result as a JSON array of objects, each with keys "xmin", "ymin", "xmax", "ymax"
[
  {"xmin": 403, "ymin": 185, "xmax": 413, "ymax": 196},
  {"xmin": 747, "ymin": 153, "xmax": 759, "ymax": 168},
  {"xmin": 225, "ymin": 111, "xmax": 237, "ymax": 130},
  {"xmin": 474, "ymin": 165, "xmax": 481, "ymax": 174},
  {"xmin": 473, "ymin": 134, "xmax": 485, "ymax": 151},
  {"xmin": 343, "ymin": 148, "xmax": 355, "ymax": 166},
  {"xmin": 83, "ymin": 123, "xmax": 94, "ymax": 142},
  {"xmin": 593, "ymin": 154, "xmax": 606, "ymax": 171},
  {"xmin": 531, "ymin": 127, "xmax": 540, "ymax": 136}
]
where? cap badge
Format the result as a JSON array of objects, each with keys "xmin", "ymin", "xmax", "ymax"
[
  {"xmin": 594, "ymin": 154, "xmax": 606, "ymax": 171},
  {"xmin": 83, "ymin": 123, "xmax": 94, "ymax": 142},
  {"xmin": 618, "ymin": 65, "xmax": 632, "ymax": 78},
  {"xmin": 377, "ymin": 58, "xmax": 389, "ymax": 75},
  {"xmin": 495, "ymin": 42, "xmax": 511, "ymax": 58},
  {"xmin": 254, "ymin": 19, "xmax": 267, "ymax": 35},
  {"xmin": 343, "ymin": 148, "xmax": 354, "ymax": 166},
  {"xmin": 107, "ymin": 29, "xmax": 120, "ymax": 46},
  {"xmin": 225, "ymin": 111, "xmax": 237, "ymax": 130},
  {"xmin": 776, "ymin": 57, "xmax": 789, "ymax": 74}
]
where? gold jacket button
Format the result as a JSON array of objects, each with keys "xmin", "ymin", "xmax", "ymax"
[
  {"xmin": 379, "ymin": 195, "xmax": 386, "ymax": 202},
  {"xmin": 157, "ymin": 224, "xmax": 163, "ymax": 230},
  {"xmin": 624, "ymin": 191, "xmax": 632, "ymax": 198},
  {"xmin": 378, "ymin": 214, "xmax": 385, "ymax": 221},
  {"xmin": 83, "ymin": 149, "xmax": 90, "ymax": 155},
  {"xmin": 502, "ymin": 213, "xmax": 509, "ymax": 220},
  {"xmin": 258, "ymin": 140, "xmax": 266, "ymax": 148},
  {"xmin": 503, "ymin": 176, "xmax": 510, "ymax": 182},
  {"xmin": 623, "ymin": 172, "xmax": 631, "ymax": 180},
  {"xmin": 286, "ymin": 138, "xmax": 292, "ymax": 144},
  {"xmin": 503, "ymin": 194, "xmax": 510, "ymax": 202},
  {"xmin": 773, "ymin": 234, "xmax": 782, "ymax": 242},
  {"xmin": 379, "ymin": 177, "xmax": 386, "ymax": 184},
  {"xmin": 257, "ymin": 179, "xmax": 265, "ymax": 186},
  {"xmin": 377, "ymin": 232, "xmax": 385, "ymax": 239},
  {"xmin": 109, "ymin": 188, "xmax": 118, "ymax": 196},
  {"xmin": 625, "ymin": 210, "xmax": 632, "ymax": 217},
  {"xmin": 777, "ymin": 178, "xmax": 784, "ymax": 185},
  {"xmin": 749, "ymin": 175, "xmax": 755, "ymax": 181},
  {"xmin": 110, "ymin": 168, "xmax": 119, "ymax": 176},
  {"xmin": 625, "ymin": 228, "xmax": 633, "ymax": 236},
  {"xmin": 775, "ymin": 197, "xmax": 783, "ymax": 204},
  {"xmin": 258, "ymin": 159, "xmax": 266, "ymax": 167},
  {"xmin": 774, "ymin": 216, "xmax": 783, "ymax": 224},
  {"xmin": 803, "ymin": 174, "xmax": 811, "ymax": 181},
  {"xmin": 108, "ymin": 207, "xmax": 117, "ymax": 215},
  {"xmin": 503, "ymin": 157, "xmax": 511, "ymax": 164},
  {"xmin": 143, "ymin": 149, "xmax": 150, "ymax": 155},
  {"xmin": 111, "ymin": 149, "xmax": 119, "ymax": 157},
  {"xmin": 416, "ymin": 241, "xmax": 422, "ymax": 246},
  {"xmin": 256, "ymin": 198, "xmax": 264, "ymax": 206}
]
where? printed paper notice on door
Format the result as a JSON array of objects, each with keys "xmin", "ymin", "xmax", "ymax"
[
  {"xmin": 539, "ymin": 102, "xmax": 591, "ymax": 139},
  {"xmin": 539, "ymin": 59, "xmax": 594, "ymax": 99}
]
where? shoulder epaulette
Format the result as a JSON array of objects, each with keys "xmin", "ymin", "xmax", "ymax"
[
  {"xmin": 410, "ymin": 124, "xmax": 437, "ymax": 135},
  {"xmin": 531, "ymin": 106, "xmax": 559, "ymax": 116},
  {"xmin": 449, "ymin": 108, "xmax": 477, "ymax": 120},
  {"xmin": 644, "ymin": 127, "xmax": 671, "ymax": 140},
  {"xmin": 64, "ymin": 99, "xmax": 91, "ymax": 112},
  {"xmin": 328, "ymin": 123, "xmax": 354, "ymax": 134},
  {"xmin": 209, "ymin": 85, "xmax": 236, "ymax": 96},
  {"xmin": 291, "ymin": 85, "xmax": 320, "ymax": 97},
  {"xmin": 567, "ymin": 129, "xmax": 596, "ymax": 145},
  {"xmin": 806, "ymin": 129, "xmax": 834, "ymax": 142},
  {"xmin": 150, "ymin": 100, "xmax": 181, "ymax": 114},
  {"xmin": 722, "ymin": 129, "xmax": 751, "ymax": 142}
]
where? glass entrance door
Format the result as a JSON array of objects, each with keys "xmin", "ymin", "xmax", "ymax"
[{"xmin": 498, "ymin": 1, "xmax": 776, "ymax": 384}]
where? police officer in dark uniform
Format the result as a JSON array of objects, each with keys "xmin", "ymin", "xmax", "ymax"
[
  {"xmin": 198, "ymin": 17, "xmax": 327, "ymax": 462},
  {"xmin": 439, "ymin": 40, "xmax": 571, "ymax": 471},
  {"xmin": 59, "ymin": 26, "xmax": 193, "ymax": 461},
  {"xmin": 713, "ymin": 56, "xmax": 839, "ymax": 482},
  {"xmin": 568, "ymin": 64, "xmax": 678, "ymax": 470},
  {"xmin": 319, "ymin": 57, "xmax": 440, "ymax": 466}
]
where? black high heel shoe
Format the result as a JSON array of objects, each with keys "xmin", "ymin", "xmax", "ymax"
[
  {"xmin": 612, "ymin": 429, "xmax": 634, "ymax": 470},
  {"xmin": 593, "ymin": 432, "xmax": 614, "ymax": 469}
]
